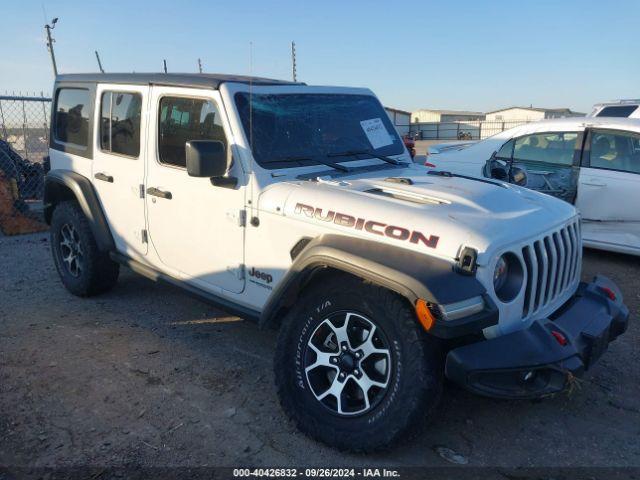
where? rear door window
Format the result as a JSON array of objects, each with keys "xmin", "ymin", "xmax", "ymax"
[
  {"xmin": 54, "ymin": 88, "xmax": 91, "ymax": 147},
  {"xmin": 589, "ymin": 130, "xmax": 640, "ymax": 174},
  {"xmin": 100, "ymin": 91, "xmax": 142, "ymax": 157}
]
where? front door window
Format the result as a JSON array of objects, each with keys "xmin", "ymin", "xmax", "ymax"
[
  {"xmin": 513, "ymin": 132, "xmax": 579, "ymax": 166},
  {"xmin": 158, "ymin": 97, "xmax": 228, "ymax": 168},
  {"xmin": 488, "ymin": 131, "xmax": 581, "ymax": 203}
]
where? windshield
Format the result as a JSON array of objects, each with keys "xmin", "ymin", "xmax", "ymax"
[{"xmin": 234, "ymin": 93, "xmax": 404, "ymax": 169}]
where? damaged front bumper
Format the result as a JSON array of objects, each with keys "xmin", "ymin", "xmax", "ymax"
[{"xmin": 445, "ymin": 275, "xmax": 629, "ymax": 399}]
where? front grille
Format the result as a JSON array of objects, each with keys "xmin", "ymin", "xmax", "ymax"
[{"xmin": 521, "ymin": 220, "xmax": 582, "ymax": 319}]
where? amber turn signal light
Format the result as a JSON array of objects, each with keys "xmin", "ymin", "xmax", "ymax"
[{"xmin": 415, "ymin": 299, "xmax": 436, "ymax": 331}]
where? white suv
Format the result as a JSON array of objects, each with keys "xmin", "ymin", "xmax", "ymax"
[
  {"xmin": 45, "ymin": 73, "xmax": 629, "ymax": 451},
  {"xmin": 589, "ymin": 99, "xmax": 640, "ymax": 118}
]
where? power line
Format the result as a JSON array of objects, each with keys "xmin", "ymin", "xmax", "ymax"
[
  {"xmin": 291, "ymin": 41, "xmax": 297, "ymax": 82},
  {"xmin": 95, "ymin": 50, "xmax": 105, "ymax": 73}
]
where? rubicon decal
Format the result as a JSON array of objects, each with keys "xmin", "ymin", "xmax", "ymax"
[{"xmin": 294, "ymin": 203, "xmax": 439, "ymax": 249}]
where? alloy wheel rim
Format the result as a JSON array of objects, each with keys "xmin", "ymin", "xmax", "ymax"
[
  {"xmin": 304, "ymin": 311, "xmax": 392, "ymax": 416},
  {"xmin": 59, "ymin": 223, "xmax": 84, "ymax": 278}
]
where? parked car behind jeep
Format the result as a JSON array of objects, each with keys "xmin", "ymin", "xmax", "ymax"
[
  {"xmin": 428, "ymin": 118, "xmax": 640, "ymax": 256},
  {"xmin": 589, "ymin": 99, "xmax": 640, "ymax": 118}
]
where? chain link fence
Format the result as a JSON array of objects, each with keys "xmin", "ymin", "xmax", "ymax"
[
  {"xmin": 0, "ymin": 94, "xmax": 51, "ymax": 235},
  {"xmin": 409, "ymin": 119, "xmax": 534, "ymax": 141}
]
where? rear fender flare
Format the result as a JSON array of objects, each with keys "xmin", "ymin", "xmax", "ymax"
[{"xmin": 44, "ymin": 170, "xmax": 114, "ymax": 252}]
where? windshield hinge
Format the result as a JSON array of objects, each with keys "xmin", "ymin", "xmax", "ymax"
[
  {"xmin": 226, "ymin": 209, "xmax": 247, "ymax": 227},
  {"xmin": 227, "ymin": 264, "xmax": 246, "ymax": 280}
]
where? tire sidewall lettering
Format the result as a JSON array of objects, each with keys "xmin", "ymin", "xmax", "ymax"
[
  {"xmin": 294, "ymin": 299, "xmax": 333, "ymax": 390},
  {"xmin": 368, "ymin": 339, "xmax": 401, "ymax": 424}
]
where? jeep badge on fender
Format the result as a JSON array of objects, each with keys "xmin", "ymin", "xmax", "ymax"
[
  {"xmin": 248, "ymin": 267, "xmax": 273, "ymax": 284},
  {"xmin": 44, "ymin": 72, "xmax": 629, "ymax": 452}
]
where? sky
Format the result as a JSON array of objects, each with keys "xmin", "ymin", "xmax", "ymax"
[{"xmin": 3, "ymin": 0, "xmax": 639, "ymax": 113}]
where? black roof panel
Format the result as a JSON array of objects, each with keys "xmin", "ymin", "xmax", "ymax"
[{"xmin": 55, "ymin": 73, "xmax": 302, "ymax": 89}]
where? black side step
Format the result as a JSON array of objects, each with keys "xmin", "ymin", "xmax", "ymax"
[{"xmin": 110, "ymin": 252, "xmax": 261, "ymax": 322}]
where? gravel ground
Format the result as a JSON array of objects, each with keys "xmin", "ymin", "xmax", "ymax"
[{"xmin": 0, "ymin": 232, "xmax": 638, "ymax": 468}]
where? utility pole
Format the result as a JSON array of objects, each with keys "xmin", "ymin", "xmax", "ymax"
[
  {"xmin": 95, "ymin": 50, "xmax": 105, "ymax": 73},
  {"xmin": 44, "ymin": 18, "xmax": 59, "ymax": 76},
  {"xmin": 198, "ymin": 58, "xmax": 203, "ymax": 73},
  {"xmin": 291, "ymin": 41, "xmax": 297, "ymax": 82},
  {"xmin": 163, "ymin": 59, "xmax": 168, "ymax": 73}
]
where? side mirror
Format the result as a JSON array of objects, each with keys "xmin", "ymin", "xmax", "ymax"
[
  {"xmin": 186, "ymin": 140, "xmax": 227, "ymax": 178},
  {"xmin": 491, "ymin": 167, "xmax": 508, "ymax": 181}
]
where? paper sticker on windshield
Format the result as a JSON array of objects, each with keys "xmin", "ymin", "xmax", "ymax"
[{"xmin": 360, "ymin": 118, "xmax": 393, "ymax": 149}]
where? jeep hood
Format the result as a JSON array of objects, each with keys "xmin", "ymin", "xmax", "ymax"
[{"xmin": 258, "ymin": 165, "xmax": 578, "ymax": 264}]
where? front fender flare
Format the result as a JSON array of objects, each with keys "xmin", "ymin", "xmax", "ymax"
[{"xmin": 259, "ymin": 234, "xmax": 491, "ymax": 333}]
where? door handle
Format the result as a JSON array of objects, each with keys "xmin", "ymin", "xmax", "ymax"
[
  {"xmin": 146, "ymin": 187, "xmax": 172, "ymax": 200},
  {"xmin": 581, "ymin": 181, "xmax": 606, "ymax": 187},
  {"xmin": 94, "ymin": 172, "xmax": 114, "ymax": 183}
]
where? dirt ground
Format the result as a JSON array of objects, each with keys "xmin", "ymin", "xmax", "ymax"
[{"xmin": 0, "ymin": 232, "xmax": 638, "ymax": 469}]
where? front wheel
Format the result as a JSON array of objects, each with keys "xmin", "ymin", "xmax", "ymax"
[{"xmin": 274, "ymin": 276, "xmax": 443, "ymax": 452}]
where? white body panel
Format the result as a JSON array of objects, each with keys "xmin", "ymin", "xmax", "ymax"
[
  {"xmin": 91, "ymin": 83, "xmax": 149, "ymax": 260},
  {"xmin": 144, "ymin": 86, "xmax": 246, "ymax": 294},
  {"xmin": 48, "ymin": 146, "xmax": 93, "ymax": 179}
]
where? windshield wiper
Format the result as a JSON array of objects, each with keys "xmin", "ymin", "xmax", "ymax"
[
  {"xmin": 327, "ymin": 149, "xmax": 405, "ymax": 166},
  {"xmin": 262, "ymin": 155, "xmax": 351, "ymax": 173},
  {"xmin": 427, "ymin": 169, "xmax": 508, "ymax": 188}
]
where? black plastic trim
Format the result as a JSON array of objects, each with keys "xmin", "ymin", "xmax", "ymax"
[
  {"xmin": 211, "ymin": 176, "xmax": 239, "ymax": 189},
  {"xmin": 428, "ymin": 169, "xmax": 509, "ymax": 188},
  {"xmin": 110, "ymin": 252, "xmax": 260, "ymax": 322},
  {"xmin": 455, "ymin": 247, "xmax": 478, "ymax": 275},
  {"xmin": 445, "ymin": 275, "xmax": 630, "ymax": 399},
  {"xmin": 429, "ymin": 295, "xmax": 499, "ymax": 339},
  {"xmin": 290, "ymin": 237, "xmax": 312, "ymax": 260},
  {"xmin": 55, "ymin": 73, "xmax": 302, "ymax": 90},
  {"xmin": 44, "ymin": 170, "xmax": 115, "ymax": 252},
  {"xmin": 259, "ymin": 234, "xmax": 495, "ymax": 338}
]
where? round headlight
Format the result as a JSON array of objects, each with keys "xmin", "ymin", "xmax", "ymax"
[{"xmin": 493, "ymin": 253, "xmax": 524, "ymax": 302}]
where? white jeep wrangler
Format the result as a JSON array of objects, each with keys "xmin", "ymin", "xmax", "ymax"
[{"xmin": 45, "ymin": 73, "xmax": 629, "ymax": 452}]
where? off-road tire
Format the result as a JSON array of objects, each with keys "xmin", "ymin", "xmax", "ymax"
[
  {"xmin": 50, "ymin": 200, "xmax": 119, "ymax": 296},
  {"xmin": 274, "ymin": 275, "xmax": 443, "ymax": 452}
]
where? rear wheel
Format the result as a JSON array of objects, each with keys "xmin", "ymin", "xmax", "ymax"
[
  {"xmin": 274, "ymin": 275, "xmax": 443, "ymax": 452},
  {"xmin": 50, "ymin": 201, "xmax": 119, "ymax": 296}
]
